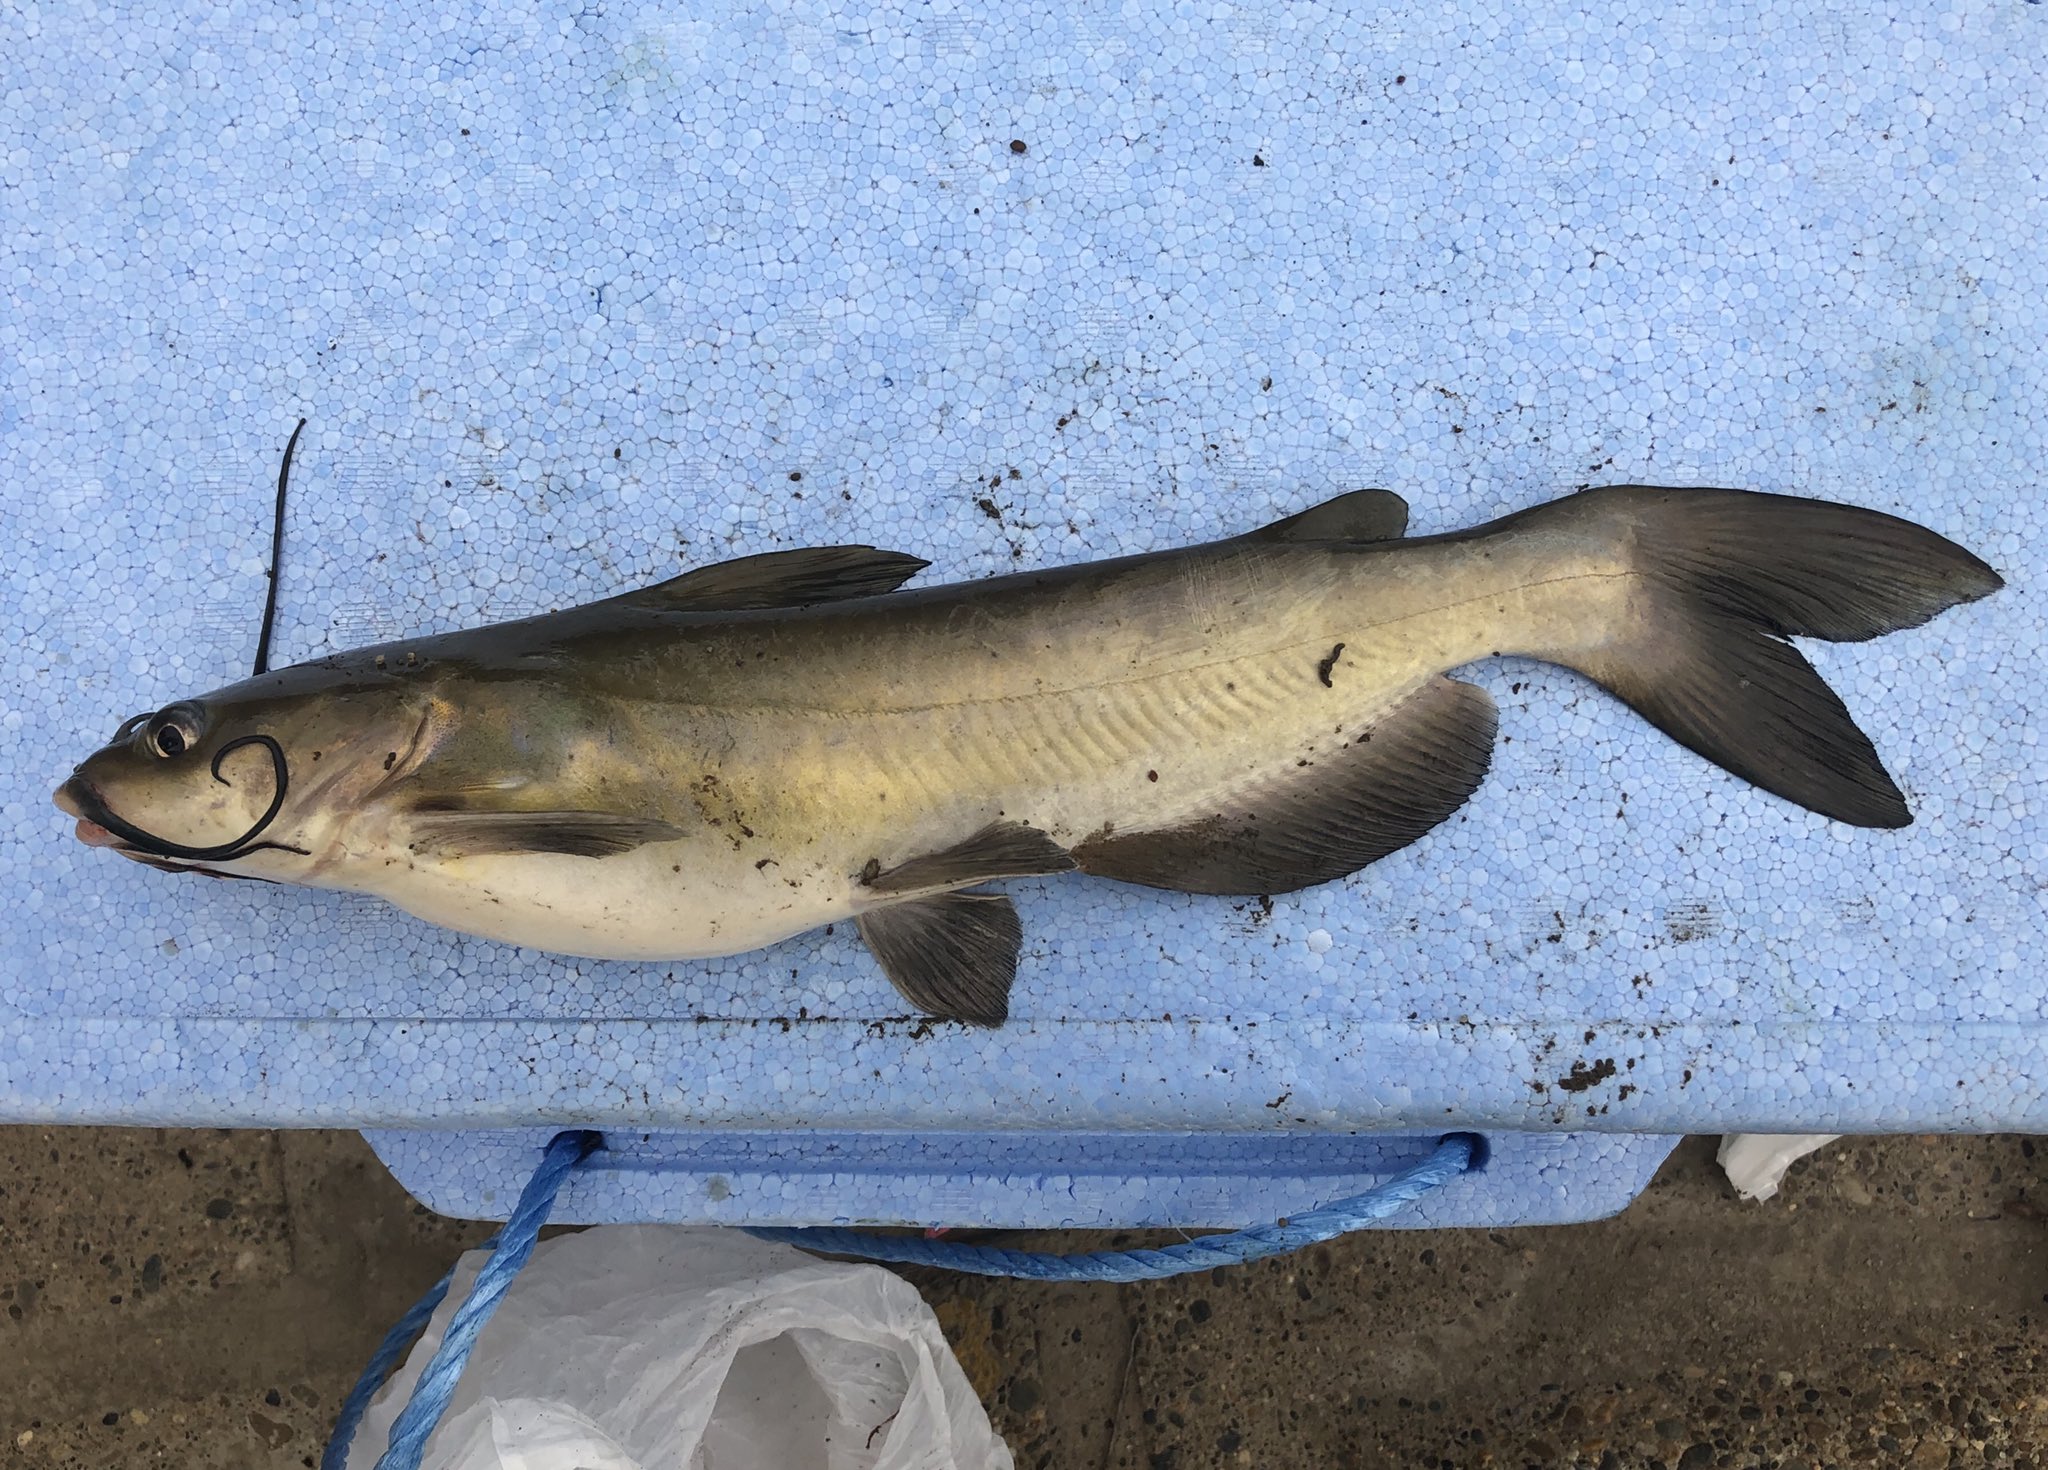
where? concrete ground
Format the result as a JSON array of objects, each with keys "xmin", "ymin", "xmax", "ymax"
[{"xmin": 1, "ymin": 1130, "xmax": 2043, "ymax": 1469}]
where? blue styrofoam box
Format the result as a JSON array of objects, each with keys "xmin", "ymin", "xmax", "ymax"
[
  {"xmin": 5, "ymin": 1, "xmax": 2042, "ymax": 1227},
  {"xmin": 368, "ymin": 1129, "xmax": 1682, "ymax": 1230}
]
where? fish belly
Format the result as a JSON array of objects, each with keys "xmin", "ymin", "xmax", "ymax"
[{"xmin": 357, "ymin": 844, "xmax": 856, "ymax": 961}]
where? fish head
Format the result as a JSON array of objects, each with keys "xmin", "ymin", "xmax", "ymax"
[{"xmin": 54, "ymin": 652, "xmax": 432, "ymax": 879}]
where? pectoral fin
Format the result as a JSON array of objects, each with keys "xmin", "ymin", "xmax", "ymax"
[
  {"xmin": 856, "ymin": 889, "xmax": 1022, "ymax": 1026},
  {"xmin": 407, "ymin": 810, "xmax": 686, "ymax": 859},
  {"xmin": 621, "ymin": 546, "xmax": 930, "ymax": 612}
]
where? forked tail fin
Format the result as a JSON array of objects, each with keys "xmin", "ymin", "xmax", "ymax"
[{"xmin": 1537, "ymin": 486, "xmax": 2002, "ymax": 827}]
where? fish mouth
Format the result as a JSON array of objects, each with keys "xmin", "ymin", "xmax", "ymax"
[
  {"xmin": 56, "ymin": 745, "xmax": 308, "ymax": 868},
  {"xmin": 55, "ymin": 776, "xmax": 155, "ymax": 858},
  {"xmin": 54, "ymin": 775, "xmax": 241, "ymax": 875}
]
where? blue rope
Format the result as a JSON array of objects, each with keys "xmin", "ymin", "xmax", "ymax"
[
  {"xmin": 319, "ymin": 1249, "xmax": 477, "ymax": 1470},
  {"xmin": 747, "ymin": 1132, "xmax": 1484, "ymax": 1280},
  {"xmin": 322, "ymin": 1130, "xmax": 600, "ymax": 1470},
  {"xmin": 326, "ymin": 1128, "xmax": 1480, "ymax": 1465}
]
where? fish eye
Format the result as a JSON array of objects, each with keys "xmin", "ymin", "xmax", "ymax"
[{"xmin": 144, "ymin": 706, "xmax": 203, "ymax": 760}]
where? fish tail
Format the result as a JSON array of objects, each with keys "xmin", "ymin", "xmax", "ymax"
[{"xmin": 1530, "ymin": 486, "xmax": 2003, "ymax": 828}]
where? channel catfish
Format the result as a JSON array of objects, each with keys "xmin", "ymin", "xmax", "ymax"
[{"xmin": 56, "ymin": 484, "xmax": 2001, "ymax": 1024}]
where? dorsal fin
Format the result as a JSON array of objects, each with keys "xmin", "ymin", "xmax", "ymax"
[
  {"xmin": 1251, "ymin": 489, "xmax": 1409, "ymax": 544},
  {"xmin": 618, "ymin": 546, "xmax": 931, "ymax": 612}
]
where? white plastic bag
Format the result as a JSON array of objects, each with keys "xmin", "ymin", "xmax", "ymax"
[
  {"xmin": 1717, "ymin": 1133, "xmax": 1842, "ymax": 1201},
  {"xmin": 344, "ymin": 1226, "xmax": 1013, "ymax": 1470}
]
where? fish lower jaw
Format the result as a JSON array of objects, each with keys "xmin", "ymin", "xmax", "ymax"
[{"xmin": 75, "ymin": 817, "xmax": 122, "ymax": 848}]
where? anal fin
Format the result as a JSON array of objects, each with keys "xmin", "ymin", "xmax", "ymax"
[
  {"xmin": 1074, "ymin": 676, "xmax": 1498, "ymax": 894},
  {"xmin": 856, "ymin": 890, "xmax": 1022, "ymax": 1025}
]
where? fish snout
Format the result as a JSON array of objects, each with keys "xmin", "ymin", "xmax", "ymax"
[{"xmin": 54, "ymin": 774, "xmax": 123, "ymax": 848}]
